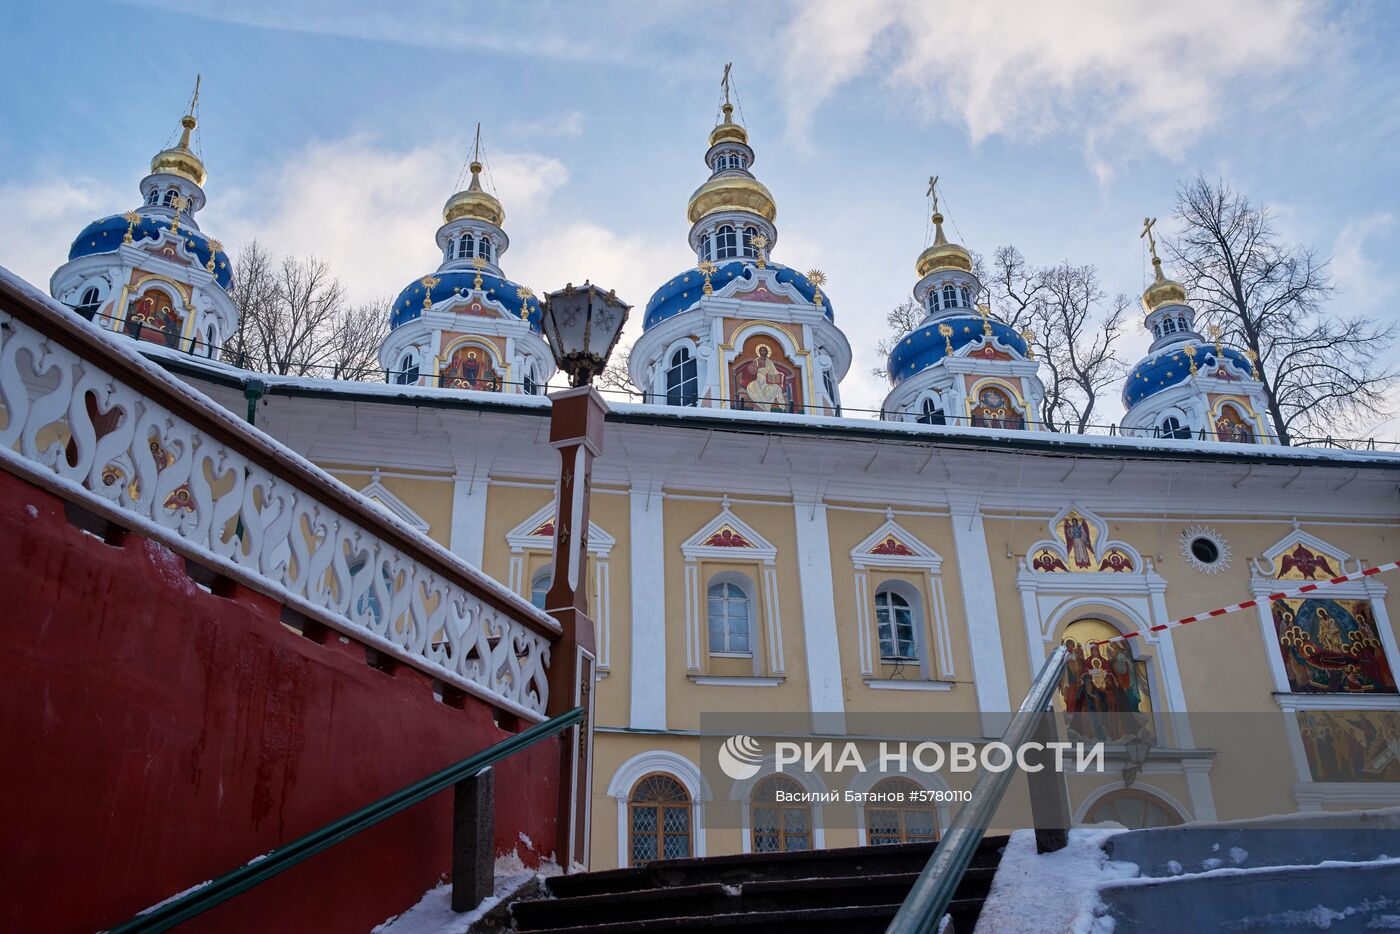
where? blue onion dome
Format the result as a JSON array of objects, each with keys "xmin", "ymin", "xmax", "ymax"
[
  {"xmin": 1122, "ymin": 345, "xmax": 1254, "ymax": 408},
  {"xmin": 643, "ymin": 260, "xmax": 833, "ymax": 330},
  {"xmin": 390, "ymin": 270, "xmax": 542, "ymax": 332},
  {"xmin": 68, "ymin": 214, "xmax": 232, "ymax": 290},
  {"xmin": 886, "ymin": 315, "xmax": 1030, "ymax": 386}
]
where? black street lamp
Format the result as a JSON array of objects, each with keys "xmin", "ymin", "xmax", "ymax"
[{"xmin": 537, "ymin": 281, "xmax": 631, "ymax": 870}]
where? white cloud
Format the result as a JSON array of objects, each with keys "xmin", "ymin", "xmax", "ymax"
[
  {"xmin": 0, "ymin": 176, "xmax": 127, "ymax": 290},
  {"xmin": 775, "ymin": 0, "xmax": 1329, "ymax": 175},
  {"xmin": 1331, "ymin": 211, "xmax": 1397, "ymax": 316}
]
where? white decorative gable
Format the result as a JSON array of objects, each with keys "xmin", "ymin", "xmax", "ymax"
[
  {"xmin": 506, "ymin": 501, "xmax": 615, "ymax": 557},
  {"xmin": 1252, "ymin": 521, "xmax": 1355, "ymax": 577},
  {"xmin": 850, "ymin": 509, "xmax": 943, "ymax": 571},
  {"xmin": 680, "ymin": 496, "xmax": 778, "ymax": 564},
  {"xmin": 1025, "ymin": 503, "xmax": 1143, "ymax": 575},
  {"xmin": 358, "ymin": 470, "xmax": 429, "ymax": 532}
]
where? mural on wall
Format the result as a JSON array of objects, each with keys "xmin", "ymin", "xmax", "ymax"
[
  {"xmin": 1058, "ymin": 618, "xmax": 1154, "ymax": 745},
  {"xmin": 969, "ymin": 385, "xmax": 1024, "ymax": 430},
  {"xmin": 1296, "ymin": 710, "xmax": 1400, "ymax": 782},
  {"xmin": 702, "ymin": 525, "xmax": 755, "ymax": 548},
  {"xmin": 442, "ymin": 345, "xmax": 502, "ymax": 391},
  {"xmin": 1027, "ymin": 506, "xmax": 1141, "ymax": 575},
  {"xmin": 1275, "ymin": 544, "xmax": 1339, "ymax": 581},
  {"xmin": 124, "ymin": 287, "xmax": 184, "ymax": 347},
  {"xmin": 1273, "ymin": 597, "xmax": 1397, "ymax": 694},
  {"xmin": 1214, "ymin": 403, "xmax": 1255, "ymax": 443},
  {"xmin": 731, "ymin": 337, "xmax": 799, "ymax": 413}
]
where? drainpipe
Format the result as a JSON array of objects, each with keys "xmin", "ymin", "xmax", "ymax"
[{"xmin": 244, "ymin": 378, "xmax": 267, "ymax": 426}]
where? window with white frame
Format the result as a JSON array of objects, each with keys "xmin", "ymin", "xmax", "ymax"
[
  {"xmin": 707, "ymin": 578, "xmax": 752, "ymax": 655},
  {"xmin": 666, "ymin": 347, "xmax": 698, "ymax": 407},
  {"xmin": 742, "ymin": 226, "xmax": 757, "ymax": 257},
  {"xmin": 700, "ymin": 234, "xmax": 713, "ymax": 262},
  {"xmin": 752, "ymin": 775, "xmax": 811, "ymax": 852},
  {"xmin": 959, "ymin": 286, "xmax": 970, "ymax": 308},
  {"xmin": 823, "ymin": 369, "xmax": 839, "ymax": 414},
  {"xmin": 396, "ymin": 353, "xmax": 420, "ymax": 385},
  {"xmin": 716, "ymin": 225, "xmax": 738, "ymax": 259},
  {"xmin": 1159, "ymin": 416, "xmax": 1191, "ymax": 439},
  {"xmin": 917, "ymin": 396, "xmax": 945, "ymax": 426},
  {"xmin": 941, "ymin": 284, "xmax": 958, "ymax": 309},
  {"xmin": 530, "ymin": 567, "xmax": 551, "ymax": 610},
  {"xmin": 205, "ymin": 323, "xmax": 217, "ymax": 358},
  {"xmin": 875, "ymin": 583, "xmax": 918, "ymax": 661},
  {"xmin": 458, "ymin": 234, "xmax": 472, "ymax": 259},
  {"xmin": 1162, "ymin": 317, "xmax": 1176, "ymax": 334},
  {"xmin": 479, "ymin": 235, "xmax": 492, "ymax": 261},
  {"xmin": 75, "ymin": 286, "xmax": 102, "ymax": 320},
  {"xmin": 146, "ymin": 189, "xmax": 160, "ymax": 205},
  {"xmin": 1177, "ymin": 315, "xmax": 1188, "ymax": 332}
]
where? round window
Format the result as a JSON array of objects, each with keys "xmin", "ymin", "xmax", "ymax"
[{"xmin": 1190, "ymin": 537, "xmax": 1220, "ymax": 565}]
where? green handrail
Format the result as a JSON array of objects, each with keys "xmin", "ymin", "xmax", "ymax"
[
  {"xmin": 886, "ymin": 646, "xmax": 1070, "ymax": 934},
  {"xmin": 106, "ymin": 705, "xmax": 584, "ymax": 934}
]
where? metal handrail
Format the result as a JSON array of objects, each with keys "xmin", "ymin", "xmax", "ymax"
[
  {"xmin": 886, "ymin": 646, "xmax": 1070, "ymax": 934},
  {"xmin": 105, "ymin": 705, "xmax": 585, "ymax": 934}
]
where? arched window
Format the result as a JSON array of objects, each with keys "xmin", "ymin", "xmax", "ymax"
[
  {"xmin": 716, "ymin": 225, "xmax": 738, "ymax": 259},
  {"xmin": 629, "ymin": 774, "xmax": 692, "ymax": 864},
  {"xmin": 145, "ymin": 189, "xmax": 160, "ymax": 205},
  {"xmin": 445, "ymin": 237, "xmax": 456, "ymax": 260},
  {"xmin": 478, "ymin": 235, "xmax": 492, "ymax": 261},
  {"xmin": 523, "ymin": 363, "xmax": 538, "ymax": 396},
  {"xmin": 752, "ymin": 775, "xmax": 811, "ymax": 853},
  {"xmin": 458, "ymin": 233, "xmax": 473, "ymax": 260},
  {"xmin": 530, "ymin": 567, "xmax": 551, "ymax": 610},
  {"xmin": 1085, "ymin": 789, "xmax": 1184, "ymax": 829},
  {"xmin": 1177, "ymin": 315, "xmax": 1188, "ymax": 332},
  {"xmin": 707, "ymin": 580, "xmax": 751, "ymax": 655},
  {"xmin": 917, "ymin": 397, "xmax": 945, "ymax": 426},
  {"xmin": 742, "ymin": 226, "xmax": 757, "ymax": 258},
  {"xmin": 941, "ymin": 284, "xmax": 958, "ymax": 309},
  {"xmin": 1161, "ymin": 317, "xmax": 1176, "ymax": 334},
  {"xmin": 204, "ymin": 323, "xmax": 217, "ymax": 358},
  {"xmin": 1159, "ymin": 416, "xmax": 1191, "ymax": 440},
  {"xmin": 823, "ymin": 369, "xmax": 839, "ymax": 414},
  {"xmin": 665, "ymin": 347, "xmax": 698, "ymax": 407},
  {"xmin": 162, "ymin": 188, "xmax": 179, "ymax": 207},
  {"xmin": 866, "ymin": 778, "xmax": 938, "ymax": 845},
  {"xmin": 75, "ymin": 286, "xmax": 102, "ymax": 320},
  {"xmin": 959, "ymin": 287, "xmax": 970, "ymax": 308},
  {"xmin": 396, "ymin": 354, "xmax": 420, "ymax": 386},
  {"xmin": 875, "ymin": 586, "xmax": 917, "ymax": 660}
]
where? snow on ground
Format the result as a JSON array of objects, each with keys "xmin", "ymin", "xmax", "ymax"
[
  {"xmin": 973, "ymin": 827, "xmax": 1135, "ymax": 934},
  {"xmin": 374, "ymin": 851, "xmax": 561, "ymax": 934}
]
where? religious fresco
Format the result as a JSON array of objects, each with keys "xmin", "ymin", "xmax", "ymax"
[
  {"xmin": 124, "ymin": 287, "xmax": 184, "ymax": 347},
  {"xmin": 1058, "ymin": 618, "xmax": 1154, "ymax": 745},
  {"xmin": 1057, "ymin": 511, "xmax": 1098, "ymax": 570},
  {"xmin": 731, "ymin": 337, "xmax": 799, "ymax": 413},
  {"xmin": 1296, "ymin": 710, "xmax": 1400, "ymax": 782},
  {"xmin": 1272, "ymin": 598, "xmax": 1397, "ymax": 694},
  {"xmin": 1031, "ymin": 548, "xmax": 1069, "ymax": 572},
  {"xmin": 969, "ymin": 385, "xmax": 1024, "ymax": 430},
  {"xmin": 442, "ymin": 345, "xmax": 502, "ymax": 391},
  {"xmin": 1214, "ymin": 403, "xmax": 1255, "ymax": 443},
  {"xmin": 1274, "ymin": 544, "xmax": 1340, "ymax": 581},
  {"xmin": 1097, "ymin": 548, "xmax": 1135, "ymax": 572},
  {"xmin": 869, "ymin": 535, "xmax": 917, "ymax": 557},
  {"xmin": 702, "ymin": 525, "xmax": 754, "ymax": 548}
]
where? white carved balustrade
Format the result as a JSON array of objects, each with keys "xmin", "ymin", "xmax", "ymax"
[{"xmin": 0, "ymin": 275, "xmax": 557, "ymax": 720}]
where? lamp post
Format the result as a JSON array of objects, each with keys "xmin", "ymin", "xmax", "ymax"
[
  {"xmin": 538, "ymin": 281, "xmax": 630, "ymax": 870},
  {"xmin": 1123, "ymin": 735, "xmax": 1152, "ymax": 788}
]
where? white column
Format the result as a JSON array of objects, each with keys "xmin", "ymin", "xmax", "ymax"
[
  {"xmin": 792, "ymin": 486, "xmax": 846, "ymax": 734},
  {"xmin": 1182, "ymin": 759, "xmax": 1218, "ymax": 821},
  {"xmin": 629, "ymin": 478, "xmax": 667, "ymax": 730},
  {"xmin": 449, "ymin": 464, "xmax": 491, "ymax": 568},
  {"xmin": 948, "ymin": 501, "xmax": 1011, "ymax": 730}
]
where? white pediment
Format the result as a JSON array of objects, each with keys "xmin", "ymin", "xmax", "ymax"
[
  {"xmin": 1252, "ymin": 522, "xmax": 1354, "ymax": 577},
  {"xmin": 1025, "ymin": 503, "xmax": 1143, "ymax": 575},
  {"xmin": 506, "ymin": 501, "xmax": 615, "ymax": 557},
  {"xmin": 851, "ymin": 510, "xmax": 943, "ymax": 571},
  {"xmin": 358, "ymin": 470, "xmax": 430, "ymax": 532},
  {"xmin": 681, "ymin": 496, "xmax": 778, "ymax": 564}
]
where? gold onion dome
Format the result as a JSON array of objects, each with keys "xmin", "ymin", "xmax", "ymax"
[
  {"xmin": 709, "ymin": 102, "xmax": 749, "ymax": 147},
  {"xmin": 1142, "ymin": 255, "xmax": 1188, "ymax": 312},
  {"xmin": 688, "ymin": 103, "xmax": 774, "ymax": 224},
  {"xmin": 150, "ymin": 113, "xmax": 207, "ymax": 187},
  {"xmin": 443, "ymin": 161, "xmax": 505, "ymax": 227},
  {"xmin": 915, "ymin": 212, "xmax": 973, "ymax": 278}
]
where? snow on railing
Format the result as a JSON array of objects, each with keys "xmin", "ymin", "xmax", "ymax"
[{"xmin": 0, "ymin": 270, "xmax": 557, "ymax": 720}]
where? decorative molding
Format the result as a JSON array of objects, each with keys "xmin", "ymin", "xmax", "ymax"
[
  {"xmin": 506, "ymin": 501, "xmax": 615, "ymax": 557},
  {"xmin": 1024, "ymin": 503, "xmax": 1144, "ymax": 576},
  {"xmin": 1179, "ymin": 524, "xmax": 1231, "ymax": 575},
  {"xmin": 686, "ymin": 675, "xmax": 785, "ymax": 687},
  {"xmin": 358, "ymin": 468, "xmax": 431, "ymax": 532},
  {"xmin": 680, "ymin": 496, "xmax": 778, "ymax": 564},
  {"xmin": 1272, "ymin": 693, "xmax": 1400, "ymax": 712},
  {"xmin": 863, "ymin": 679, "xmax": 953, "ymax": 692},
  {"xmin": 1252, "ymin": 521, "xmax": 1356, "ymax": 577}
]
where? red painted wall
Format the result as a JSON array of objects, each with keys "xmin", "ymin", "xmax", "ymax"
[{"xmin": 0, "ymin": 468, "xmax": 562, "ymax": 934}]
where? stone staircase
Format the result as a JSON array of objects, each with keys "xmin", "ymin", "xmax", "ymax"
[
  {"xmin": 1099, "ymin": 809, "xmax": 1400, "ymax": 932},
  {"xmin": 506, "ymin": 837, "xmax": 1009, "ymax": 932}
]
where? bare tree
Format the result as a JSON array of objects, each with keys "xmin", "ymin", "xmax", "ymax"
[
  {"xmin": 1030, "ymin": 264, "xmax": 1129, "ymax": 432},
  {"xmin": 224, "ymin": 239, "xmax": 387, "ymax": 381},
  {"xmin": 596, "ymin": 346, "xmax": 639, "ymax": 398},
  {"xmin": 1169, "ymin": 175, "xmax": 1395, "ymax": 443},
  {"xmin": 990, "ymin": 245, "xmax": 1043, "ymax": 331},
  {"xmin": 870, "ymin": 299, "xmax": 924, "ymax": 380}
]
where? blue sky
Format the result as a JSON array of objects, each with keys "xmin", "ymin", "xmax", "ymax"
[{"xmin": 2, "ymin": 0, "xmax": 1397, "ymax": 428}]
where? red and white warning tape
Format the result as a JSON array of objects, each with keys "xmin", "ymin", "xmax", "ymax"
[{"xmin": 1090, "ymin": 559, "xmax": 1400, "ymax": 645}]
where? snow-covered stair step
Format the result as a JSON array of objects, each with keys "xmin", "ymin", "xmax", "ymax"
[{"xmin": 1100, "ymin": 859, "xmax": 1400, "ymax": 932}]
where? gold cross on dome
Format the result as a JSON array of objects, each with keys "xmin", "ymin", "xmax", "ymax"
[
  {"xmin": 927, "ymin": 175, "xmax": 940, "ymax": 214},
  {"xmin": 1140, "ymin": 216, "xmax": 1160, "ymax": 263},
  {"xmin": 721, "ymin": 62, "xmax": 732, "ymax": 106}
]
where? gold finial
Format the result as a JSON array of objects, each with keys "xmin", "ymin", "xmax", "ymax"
[
  {"xmin": 752, "ymin": 233, "xmax": 768, "ymax": 269},
  {"xmin": 121, "ymin": 210, "xmax": 141, "ymax": 243},
  {"xmin": 207, "ymin": 238, "xmax": 222, "ymax": 272},
  {"xmin": 938, "ymin": 322, "xmax": 954, "ymax": 355},
  {"xmin": 1208, "ymin": 323, "xmax": 1223, "ymax": 357},
  {"xmin": 977, "ymin": 302, "xmax": 993, "ymax": 337},
  {"xmin": 1019, "ymin": 328, "xmax": 1036, "ymax": 360},
  {"xmin": 420, "ymin": 274, "xmax": 440, "ymax": 309},
  {"xmin": 698, "ymin": 259, "xmax": 717, "ymax": 295},
  {"xmin": 721, "ymin": 62, "xmax": 732, "ymax": 108},
  {"xmin": 1140, "ymin": 216, "xmax": 1164, "ymax": 281},
  {"xmin": 1184, "ymin": 343, "xmax": 1198, "ymax": 376},
  {"xmin": 176, "ymin": 74, "xmax": 201, "ymax": 150},
  {"xmin": 1245, "ymin": 348, "xmax": 1260, "ymax": 379},
  {"xmin": 169, "ymin": 194, "xmax": 187, "ymax": 234},
  {"xmin": 927, "ymin": 174, "xmax": 940, "ymax": 216},
  {"xmin": 467, "ymin": 123, "xmax": 485, "ymax": 191},
  {"xmin": 805, "ymin": 269, "xmax": 826, "ymax": 307},
  {"xmin": 471, "ymin": 255, "xmax": 486, "ymax": 290},
  {"xmin": 516, "ymin": 285, "xmax": 534, "ymax": 320}
]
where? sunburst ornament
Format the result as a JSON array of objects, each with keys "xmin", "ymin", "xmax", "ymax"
[
  {"xmin": 516, "ymin": 286, "xmax": 534, "ymax": 320},
  {"xmin": 1181, "ymin": 525, "xmax": 1231, "ymax": 574},
  {"xmin": 805, "ymin": 269, "xmax": 826, "ymax": 307},
  {"xmin": 698, "ymin": 259, "xmax": 718, "ymax": 295},
  {"xmin": 121, "ymin": 211, "xmax": 141, "ymax": 243},
  {"xmin": 206, "ymin": 239, "xmax": 222, "ymax": 272},
  {"xmin": 471, "ymin": 255, "xmax": 487, "ymax": 290},
  {"xmin": 752, "ymin": 233, "xmax": 769, "ymax": 269},
  {"xmin": 420, "ymin": 275, "xmax": 440, "ymax": 310}
]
